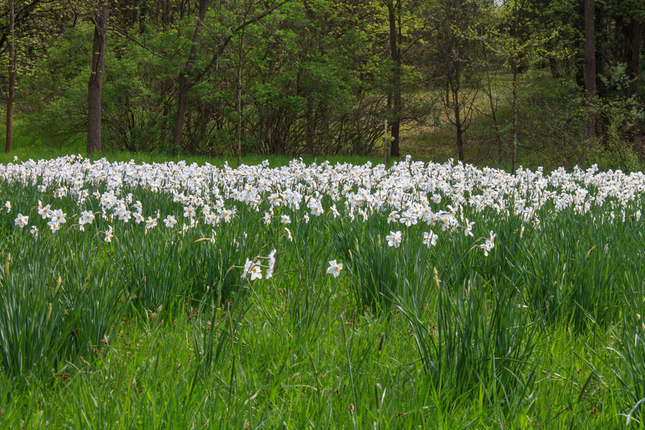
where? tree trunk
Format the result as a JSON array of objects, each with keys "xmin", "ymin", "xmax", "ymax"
[
  {"xmin": 236, "ymin": 42, "xmax": 243, "ymax": 167},
  {"xmin": 87, "ymin": 1, "xmax": 108, "ymax": 156},
  {"xmin": 305, "ymin": 93, "xmax": 315, "ymax": 154},
  {"xmin": 584, "ymin": 0, "xmax": 596, "ymax": 142},
  {"xmin": 548, "ymin": 57, "xmax": 558, "ymax": 79},
  {"xmin": 383, "ymin": 119, "xmax": 388, "ymax": 165},
  {"xmin": 512, "ymin": 68, "xmax": 518, "ymax": 175},
  {"xmin": 236, "ymin": 74, "xmax": 242, "ymax": 167},
  {"xmin": 5, "ymin": 0, "xmax": 14, "ymax": 154},
  {"xmin": 483, "ymin": 46, "xmax": 503, "ymax": 163},
  {"xmin": 172, "ymin": 0, "xmax": 208, "ymax": 151},
  {"xmin": 622, "ymin": 18, "xmax": 643, "ymax": 99},
  {"xmin": 387, "ymin": 0, "xmax": 402, "ymax": 157},
  {"xmin": 453, "ymin": 83, "xmax": 465, "ymax": 163},
  {"xmin": 173, "ymin": 74, "xmax": 190, "ymax": 152}
]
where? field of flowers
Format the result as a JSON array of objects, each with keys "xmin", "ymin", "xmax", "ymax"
[{"xmin": 1, "ymin": 154, "xmax": 645, "ymax": 428}]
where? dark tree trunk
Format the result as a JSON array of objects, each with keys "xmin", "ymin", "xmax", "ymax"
[
  {"xmin": 454, "ymin": 91, "xmax": 465, "ymax": 163},
  {"xmin": 584, "ymin": 0, "xmax": 596, "ymax": 142},
  {"xmin": 236, "ymin": 24, "xmax": 246, "ymax": 167},
  {"xmin": 236, "ymin": 66, "xmax": 242, "ymax": 167},
  {"xmin": 387, "ymin": 0, "xmax": 402, "ymax": 157},
  {"xmin": 447, "ymin": 74, "xmax": 466, "ymax": 163},
  {"xmin": 622, "ymin": 19, "xmax": 643, "ymax": 99},
  {"xmin": 5, "ymin": 0, "xmax": 14, "ymax": 154},
  {"xmin": 482, "ymin": 46, "xmax": 503, "ymax": 163},
  {"xmin": 87, "ymin": 1, "xmax": 108, "ymax": 156},
  {"xmin": 548, "ymin": 57, "xmax": 558, "ymax": 79},
  {"xmin": 172, "ymin": 0, "xmax": 208, "ymax": 152},
  {"xmin": 305, "ymin": 93, "xmax": 315, "ymax": 154},
  {"xmin": 173, "ymin": 74, "xmax": 190, "ymax": 151},
  {"xmin": 512, "ymin": 68, "xmax": 518, "ymax": 174}
]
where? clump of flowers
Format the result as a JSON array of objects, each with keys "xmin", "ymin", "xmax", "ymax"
[{"xmin": 241, "ymin": 249, "xmax": 278, "ymax": 281}]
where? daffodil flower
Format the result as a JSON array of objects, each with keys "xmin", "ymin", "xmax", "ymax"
[
  {"xmin": 327, "ymin": 260, "xmax": 343, "ymax": 278},
  {"xmin": 386, "ymin": 231, "xmax": 402, "ymax": 248}
]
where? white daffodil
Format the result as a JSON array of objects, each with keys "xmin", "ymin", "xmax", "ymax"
[
  {"xmin": 241, "ymin": 258, "xmax": 254, "ymax": 279},
  {"xmin": 133, "ymin": 212, "xmax": 144, "ymax": 224},
  {"xmin": 464, "ymin": 218, "xmax": 474, "ymax": 237},
  {"xmin": 145, "ymin": 217, "xmax": 157, "ymax": 231},
  {"xmin": 163, "ymin": 215, "xmax": 177, "ymax": 228},
  {"xmin": 80, "ymin": 210, "xmax": 95, "ymax": 225},
  {"xmin": 386, "ymin": 231, "xmax": 402, "ymax": 248},
  {"xmin": 387, "ymin": 211, "xmax": 400, "ymax": 224},
  {"xmin": 14, "ymin": 214, "xmax": 29, "ymax": 228},
  {"xmin": 266, "ymin": 249, "xmax": 277, "ymax": 279},
  {"xmin": 50, "ymin": 209, "xmax": 66, "ymax": 224},
  {"xmin": 326, "ymin": 260, "xmax": 343, "ymax": 278},
  {"xmin": 38, "ymin": 203, "xmax": 52, "ymax": 219},
  {"xmin": 183, "ymin": 205, "xmax": 196, "ymax": 218},
  {"xmin": 250, "ymin": 264, "xmax": 262, "ymax": 281},
  {"xmin": 104, "ymin": 226, "xmax": 114, "ymax": 242},
  {"xmin": 47, "ymin": 220, "xmax": 61, "ymax": 233},
  {"xmin": 481, "ymin": 231, "xmax": 496, "ymax": 257},
  {"xmin": 422, "ymin": 231, "xmax": 438, "ymax": 248}
]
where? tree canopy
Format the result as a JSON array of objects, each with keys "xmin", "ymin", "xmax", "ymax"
[{"xmin": 1, "ymin": 0, "xmax": 644, "ymax": 170}]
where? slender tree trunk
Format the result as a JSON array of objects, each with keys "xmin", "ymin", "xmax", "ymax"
[
  {"xmin": 510, "ymin": 0, "xmax": 519, "ymax": 174},
  {"xmin": 383, "ymin": 119, "xmax": 388, "ymax": 165},
  {"xmin": 512, "ymin": 68, "xmax": 518, "ymax": 174},
  {"xmin": 5, "ymin": 0, "xmax": 14, "ymax": 154},
  {"xmin": 548, "ymin": 57, "xmax": 558, "ymax": 80},
  {"xmin": 236, "ymin": 67, "xmax": 242, "ymax": 167},
  {"xmin": 173, "ymin": 0, "xmax": 208, "ymax": 151},
  {"xmin": 453, "ymin": 84, "xmax": 465, "ymax": 163},
  {"xmin": 584, "ymin": 0, "xmax": 596, "ymax": 142},
  {"xmin": 305, "ymin": 94, "xmax": 314, "ymax": 154},
  {"xmin": 173, "ymin": 74, "xmax": 190, "ymax": 151},
  {"xmin": 236, "ymin": 30, "xmax": 244, "ymax": 167},
  {"xmin": 87, "ymin": 1, "xmax": 108, "ymax": 156},
  {"xmin": 387, "ymin": 0, "xmax": 402, "ymax": 157},
  {"xmin": 488, "ymin": 88, "xmax": 503, "ymax": 165},
  {"xmin": 622, "ymin": 19, "xmax": 643, "ymax": 99},
  {"xmin": 482, "ymin": 46, "xmax": 503, "ymax": 163}
]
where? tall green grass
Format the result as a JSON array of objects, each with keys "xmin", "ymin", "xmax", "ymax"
[{"xmin": 0, "ymin": 158, "xmax": 644, "ymax": 428}]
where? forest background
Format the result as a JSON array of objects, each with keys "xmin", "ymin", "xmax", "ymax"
[{"xmin": 1, "ymin": 0, "xmax": 644, "ymax": 173}]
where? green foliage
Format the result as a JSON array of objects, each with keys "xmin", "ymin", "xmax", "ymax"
[
  {"xmin": 609, "ymin": 276, "xmax": 645, "ymax": 426},
  {"xmin": 0, "ymin": 233, "xmax": 127, "ymax": 383},
  {"xmin": 10, "ymin": 0, "xmax": 438, "ymax": 159},
  {"xmin": 586, "ymin": 64, "xmax": 645, "ymax": 171},
  {"xmin": 399, "ymin": 276, "xmax": 539, "ymax": 410}
]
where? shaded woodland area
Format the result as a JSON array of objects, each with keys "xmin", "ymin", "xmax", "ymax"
[{"xmin": 1, "ymin": 0, "xmax": 644, "ymax": 171}]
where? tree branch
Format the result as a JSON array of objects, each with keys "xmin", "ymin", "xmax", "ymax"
[
  {"xmin": 190, "ymin": 0, "xmax": 291, "ymax": 85},
  {"xmin": 109, "ymin": 24, "xmax": 173, "ymax": 59}
]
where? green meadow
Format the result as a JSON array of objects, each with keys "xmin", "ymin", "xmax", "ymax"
[{"xmin": 0, "ymin": 154, "xmax": 644, "ymax": 429}]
